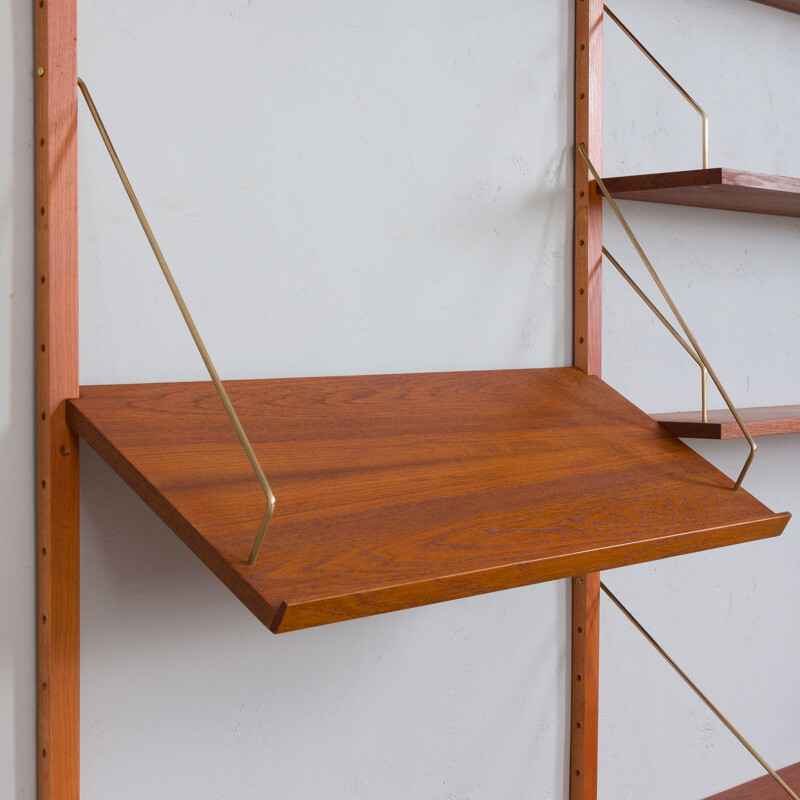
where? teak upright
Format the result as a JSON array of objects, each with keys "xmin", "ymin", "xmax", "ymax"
[
  {"xmin": 569, "ymin": 0, "xmax": 604, "ymax": 796},
  {"xmin": 35, "ymin": 1, "xmax": 80, "ymax": 799}
]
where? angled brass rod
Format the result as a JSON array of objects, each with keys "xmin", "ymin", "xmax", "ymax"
[
  {"xmin": 603, "ymin": 247, "xmax": 708, "ymax": 422},
  {"xmin": 579, "ymin": 143, "xmax": 755, "ymax": 488},
  {"xmin": 604, "ymin": 5, "xmax": 709, "ymax": 169},
  {"xmin": 601, "ymin": 583, "xmax": 800, "ymax": 800},
  {"xmin": 77, "ymin": 78, "xmax": 275, "ymax": 565}
]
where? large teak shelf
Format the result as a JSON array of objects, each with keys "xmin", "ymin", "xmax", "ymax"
[
  {"xmin": 601, "ymin": 168, "xmax": 800, "ymax": 217},
  {"xmin": 67, "ymin": 367, "xmax": 789, "ymax": 633},
  {"xmin": 655, "ymin": 405, "xmax": 800, "ymax": 439}
]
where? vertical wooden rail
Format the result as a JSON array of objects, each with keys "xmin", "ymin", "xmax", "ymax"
[
  {"xmin": 573, "ymin": 0, "xmax": 603, "ymax": 376},
  {"xmin": 35, "ymin": 2, "xmax": 80, "ymax": 799},
  {"xmin": 570, "ymin": 574, "xmax": 601, "ymax": 800},
  {"xmin": 571, "ymin": 0, "xmax": 603, "ymax": 798}
]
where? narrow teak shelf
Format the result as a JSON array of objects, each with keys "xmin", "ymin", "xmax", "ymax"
[
  {"xmin": 600, "ymin": 168, "xmax": 800, "ymax": 217},
  {"xmin": 67, "ymin": 368, "xmax": 789, "ymax": 633},
  {"xmin": 655, "ymin": 405, "xmax": 800, "ymax": 439},
  {"xmin": 704, "ymin": 761, "xmax": 800, "ymax": 800}
]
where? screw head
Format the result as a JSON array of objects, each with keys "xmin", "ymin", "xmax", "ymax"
[{"xmin": 37, "ymin": 67, "xmax": 45, "ymax": 77}]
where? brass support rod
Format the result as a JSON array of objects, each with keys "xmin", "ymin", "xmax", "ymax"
[
  {"xmin": 702, "ymin": 366, "xmax": 708, "ymax": 423},
  {"xmin": 77, "ymin": 78, "xmax": 275, "ymax": 565},
  {"xmin": 579, "ymin": 143, "xmax": 755, "ymax": 489},
  {"xmin": 601, "ymin": 583, "xmax": 800, "ymax": 800},
  {"xmin": 603, "ymin": 247, "xmax": 708, "ymax": 423},
  {"xmin": 603, "ymin": 5, "xmax": 709, "ymax": 169}
]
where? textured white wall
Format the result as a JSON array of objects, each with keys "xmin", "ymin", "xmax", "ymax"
[{"xmin": 1, "ymin": 0, "xmax": 797, "ymax": 798}]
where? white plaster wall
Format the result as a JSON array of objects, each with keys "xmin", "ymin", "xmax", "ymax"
[{"xmin": 0, "ymin": 0, "xmax": 797, "ymax": 799}]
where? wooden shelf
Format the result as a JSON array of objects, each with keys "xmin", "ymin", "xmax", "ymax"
[
  {"xmin": 751, "ymin": 0, "xmax": 800, "ymax": 13},
  {"xmin": 66, "ymin": 367, "xmax": 789, "ymax": 633},
  {"xmin": 600, "ymin": 169, "xmax": 800, "ymax": 217},
  {"xmin": 704, "ymin": 761, "xmax": 800, "ymax": 799},
  {"xmin": 654, "ymin": 405, "xmax": 800, "ymax": 439}
]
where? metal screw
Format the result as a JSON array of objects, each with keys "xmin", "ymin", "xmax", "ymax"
[
  {"xmin": 37, "ymin": 67, "xmax": 45, "ymax": 77},
  {"xmin": 575, "ymin": 577, "xmax": 582, "ymax": 585}
]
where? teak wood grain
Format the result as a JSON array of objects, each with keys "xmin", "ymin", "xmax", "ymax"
[
  {"xmin": 654, "ymin": 406, "xmax": 800, "ymax": 439},
  {"xmin": 704, "ymin": 762, "xmax": 800, "ymax": 800},
  {"xmin": 67, "ymin": 368, "xmax": 789, "ymax": 633},
  {"xmin": 601, "ymin": 168, "xmax": 800, "ymax": 218},
  {"xmin": 35, "ymin": 2, "xmax": 80, "ymax": 799}
]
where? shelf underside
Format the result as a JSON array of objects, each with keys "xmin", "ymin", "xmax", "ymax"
[
  {"xmin": 704, "ymin": 761, "xmax": 800, "ymax": 799},
  {"xmin": 67, "ymin": 368, "xmax": 789, "ymax": 633},
  {"xmin": 654, "ymin": 405, "xmax": 800, "ymax": 439},
  {"xmin": 600, "ymin": 168, "xmax": 800, "ymax": 217}
]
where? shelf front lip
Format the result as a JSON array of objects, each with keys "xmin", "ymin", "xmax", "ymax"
[
  {"xmin": 272, "ymin": 512, "xmax": 790, "ymax": 633},
  {"xmin": 599, "ymin": 167, "xmax": 800, "ymax": 218},
  {"xmin": 654, "ymin": 406, "xmax": 800, "ymax": 439},
  {"xmin": 66, "ymin": 369, "xmax": 791, "ymax": 634}
]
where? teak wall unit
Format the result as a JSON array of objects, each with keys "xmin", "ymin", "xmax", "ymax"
[{"xmin": 34, "ymin": 1, "xmax": 794, "ymax": 798}]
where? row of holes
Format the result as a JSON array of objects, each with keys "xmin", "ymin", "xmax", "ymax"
[{"xmin": 39, "ymin": 0, "xmax": 62, "ymax": 769}]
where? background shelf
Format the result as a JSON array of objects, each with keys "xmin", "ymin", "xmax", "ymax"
[
  {"xmin": 67, "ymin": 367, "xmax": 789, "ymax": 633},
  {"xmin": 600, "ymin": 169, "xmax": 800, "ymax": 217},
  {"xmin": 654, "ymin": 406, "xmax": 800, "ymax": 439}
]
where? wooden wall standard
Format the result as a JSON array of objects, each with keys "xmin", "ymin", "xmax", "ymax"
[
  {"xmin": 35, "ymin": 1, "xmax": 80, "ymax": 799},
  {"xmin": 570, "ymin": 0, "xmax": 603, "ymax": 797}
]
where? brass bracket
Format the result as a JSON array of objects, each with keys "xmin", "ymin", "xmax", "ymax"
[
  {"xmin": 578, "ymin": 143, "xmax": 756, "ymax": 489},
  {"xmin": 602, "ymin": 582, "xmax": 800, "ymax": 800},
  {"xmin": 77, "ymin": 78, "xmax": 275, "ymax": 565},
  {"xmin": 604, "ymin": 5, "xmax": 709, "ymax": 169}
]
